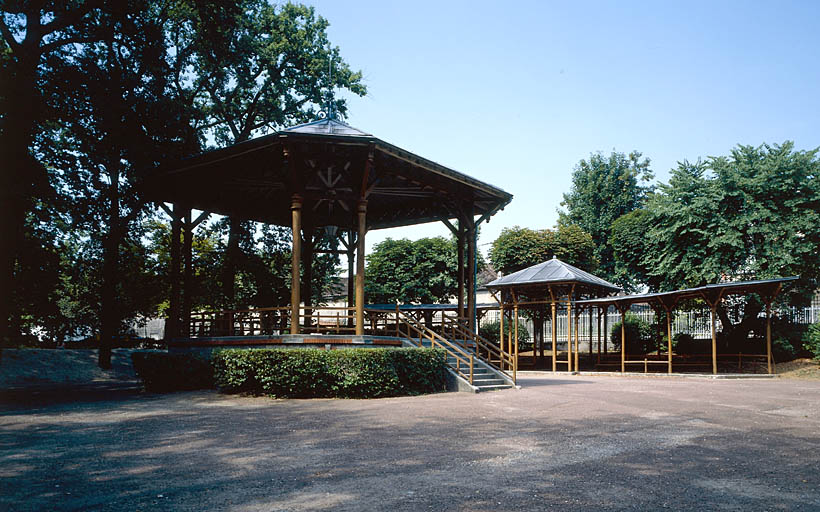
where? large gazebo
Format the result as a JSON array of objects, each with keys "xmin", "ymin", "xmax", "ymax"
[{"xmin": 145, "ymin": 117, "xmax": 512, "ymax": 340}]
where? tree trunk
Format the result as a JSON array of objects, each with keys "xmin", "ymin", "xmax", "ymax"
[
  {"xmin": 222, "ymin": 218, "xmax": 242, "ymax": 307},
  {"xmin": 0, "ymin": 51, "xmax": 42, "ymax": 346},
  {"xmin": 99, "ymin": 164, "xmax": 121, "ymax": 369}
]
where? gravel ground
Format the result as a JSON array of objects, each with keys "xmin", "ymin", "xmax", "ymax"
[{"xmin": 2, "ymin": 374, "xmax": 820, "ymax": 511}]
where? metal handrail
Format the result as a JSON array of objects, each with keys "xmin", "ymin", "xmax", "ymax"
[
  {"xmin": 394, "ymin": 310, "xmax": 475, "ymax": 385},
  {"xmin": 440, "ymin": 314, "xmax": 514, "ymax": 381}
]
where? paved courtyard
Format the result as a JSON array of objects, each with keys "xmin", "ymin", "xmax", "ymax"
[{"xmin": 2, "ymin": 374, "xmax": 820, "ymax": 511}]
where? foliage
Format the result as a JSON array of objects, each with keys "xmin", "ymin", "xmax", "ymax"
[
  {"xmin": 366, "ymin": 237, "xmax": 459, "ymax": 304},
  {"xmin": 488, "ymin": 224, "xmax": 598, "ymax": 275},
  {"xmin": 559, "ymin": 151, "xmax": 654, "ymax": 286},
  {"xmin": 803, "ymin": 323, "xmax": 820, "ymax": 361},
  {"xmin": 610, "ymin": 313, "xmax": 656, "ymax": 354},
  {"xmin": 131, "ymin": 352, "xmax": 214, "ymax": 392},
  {"xmin": 610, "ymin": 209, "xmax": 653, "ymax": 292},
  {"xmin": 212, "ymin": 348, "xmax": 447, "ymax": 398},
  {"xmin": 479, "ymin": 320, "xmax": 531, "ymax": 351}
]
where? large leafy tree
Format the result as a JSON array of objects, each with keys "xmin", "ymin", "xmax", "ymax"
[
  {"xmin": 1, "ymin": 1, "xmax": 109, "ymax": 344},
  {"xmin": 366, "ymin": 237, "xmax": 460, "ymax": 305},
  {"xmin": 559, "ymin": 150, "xmax": 653, "ymax": 286},
  {"xmin": 613, "ymin": 142, "xmax": 820, "ymax": 340},
  {"xmin": 489, "ymin": 225, "xmax": 598, "ymax": 276}
]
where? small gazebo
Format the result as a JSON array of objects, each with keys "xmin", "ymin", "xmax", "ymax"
[
  {"xmin": 145, "ymin": 117, "xmax": 512, "ymax": 338},
  {"xmin": 486, "ymin": 257, "xmax": 621, "ymax": 372}
]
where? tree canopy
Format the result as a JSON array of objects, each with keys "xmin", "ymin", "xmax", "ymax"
[
  {"xmin": 488, "ymin": 225, "xmax": 597, "ymax": 276},
  {"xmin": 365, "ymin": 237, "xmax": 460, "ymax": 305},
  {"xmin": 559, "ymin": 150, "xmax": 653, "ymax": 286}
]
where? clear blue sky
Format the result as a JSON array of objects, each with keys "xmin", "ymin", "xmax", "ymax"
[{"xmin": 302, "ymin": 0, "xmax": 820, "ymax": 255}]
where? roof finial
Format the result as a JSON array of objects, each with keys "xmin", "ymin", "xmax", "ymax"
[{"xmin": 552, "ymin": 255, "xmax": 557, "ymax": 259}]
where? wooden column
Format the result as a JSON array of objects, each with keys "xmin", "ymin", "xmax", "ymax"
[
  {"xmin": 167, "ymin": 204, "xmax": 181, "ymax": 340},
  {"xmin": 666, "ymin": 308, "xmax": 673, "ymax": 374},
  {"xmin": 466, "ymin": 220, "xmax": 476, "ymax": 332},
  {"xmin": 457, "ymin": 227, "xmax": 465, "ymax": 322},
  {"xmin": 710, "ymin": 305, "xmax": 718, "ymax": 375},
  {"xmin": 588, "ymin": 307, "xmax": 593, "ymax": 363},
  {"xmin": 603, "ymin": 306, "xmax": 608, "ymax": 355},
  {"xmin": 513, "ymin": 304, "xmax": 519, "ymax": 382},
  {"xmin": 597, "ymin": 308, "xmax": 602, "ymax": 363},
  {"xmin": 766, "ymin": 301, "xmax": 773, "ymax": 375},
  {"xmin": 355, "ymin": 200, "xmax": 367, "ymax": 335},
  {"xmin": 574, "ymin": 307, "xmax": 580, "ymax": 371},
  {"xmin": 347, "ymin": 230, "xmax": 355, "ymax": 326},
  {"xmin": 499, "ymin": 304, "xmax": 505, "ymax": 370},
  {"xmin": 290, "ymin": 195, "xmax": 302, "ymax": 334},
  {"xmin": 551, "ymin": 300, "xmax": 557, "ymax": 372},
  {"xmin": 182, "ymin": 208, "xmax": 193, "ymax": 337},
  {"xmin": 620, "ymin": 307, "xmax": 626, "ymax": 373},
  {"xmin": 566, "ymin": 296, "xmax": 573, "ymax": 371}
]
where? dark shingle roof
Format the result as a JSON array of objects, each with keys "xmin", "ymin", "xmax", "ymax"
[{"xmin": 485, "ymin": 257, "xmax": 620, "ymax": 292}]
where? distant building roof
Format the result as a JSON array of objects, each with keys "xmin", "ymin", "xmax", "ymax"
[{"xmin": 486, "ymin": 256, "xmax": 620, "ymax": 292}]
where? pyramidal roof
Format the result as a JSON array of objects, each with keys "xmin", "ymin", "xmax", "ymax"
[
  {"xmin": 282, "ymin": 117, "xmax": 371, "ymax": 137},
  {"xmin": 486, "ymin": 256, "xmax": 621, "ymax": 291}
]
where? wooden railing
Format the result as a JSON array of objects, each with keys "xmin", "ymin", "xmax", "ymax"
[
  {"xmin": 394, "ymin": 310, "xmax": 476, "ymax": 385},
  {"xmin": 439, "ymin": 313, "xmax": 515, "ymax": 383}
]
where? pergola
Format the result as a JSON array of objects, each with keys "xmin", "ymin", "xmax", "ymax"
[
  {"xmin": 144, "ymin": 117, "xmax": 512, "ymax": 337},
  {"xmin": 576, "ymin": 277, "xmax": 798, "ymax": 375},
  {"xmin": 485, "ymin": 257, "xmax": 621, "ymax": 372}
]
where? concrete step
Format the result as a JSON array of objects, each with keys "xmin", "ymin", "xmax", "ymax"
[
  {"xmin": 475, "ymin": 384, "xmax": 514, "ymax": 392},
  {"xmin": 471, "ymin": 378, "xmax": 506, "ymax": 386}
]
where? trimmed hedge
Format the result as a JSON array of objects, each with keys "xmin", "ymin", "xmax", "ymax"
[
  {"xmin": 131, "ymin": 352, "xmax": 214, "ymax": 392},
  {"xmin": 212, "ymin": 348, "xmax": 447, "ymax": 398}
]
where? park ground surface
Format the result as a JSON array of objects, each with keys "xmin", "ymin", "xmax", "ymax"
[{"xmin": 2, "ymin": 365, "xmax": 820, "ymax": 511}]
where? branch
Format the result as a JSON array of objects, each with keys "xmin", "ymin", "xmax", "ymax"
[
  {"xmin": 40, "ymin": 0, "xmax": 101, "ymax": 37},
  {"xmin": 0, "ymin": 17, "xmax": 22, "ymax": 53},
  {"xmin": 39, "ymin": 35, "xmax": 96, "ymax": 54}
]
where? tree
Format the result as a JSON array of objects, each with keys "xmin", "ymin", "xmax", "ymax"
[
  {"xmin": 366, "ymin": 237, "xmax": 459, "ymax": 305},
  {"xmin": 1, "ymin": 1, "xmax": 108, "ymax": 344},
  {"xmin": 610, "ymin": 208, "xmax": 653, "ymax": 292},
  {"xmin": 489, "ymin": 225, "xmax": 598, "ymax": 276},
  {"xmin": 619, "ymin": 142, "xmax": 820, "ymax": 343},
  {"xmin": 559, "ymin": 150, "xmax": 653, "ymax": 286},
  {"xmin": 42, "ymin": 2, "xmax": 188, "ymax": 366}
]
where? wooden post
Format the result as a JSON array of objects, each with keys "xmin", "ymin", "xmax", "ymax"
[
  {"xmin": 620, "ymin": 307, "xmax": 626, "ymax": 373},
  {"xmin": 457, "ymin": 226, "xmax": 465, "ymax": 323},
  {"xmin": 466, "ymin": 217, "xmax": 476, "ymax": 332},
  {"xmin": 167, "ymin": 204, "xmax": 181, "ymax": 340},
  {"xmin": 666, "ymin": 308, "xmax": 673, "ymax": 374},
  {"xmin": 588, "ymin": 307, "xmax": 593, "ymax": 363},
  {"xmin": 603, "ymin": 306, "xmax": 608, "ymax": 355},
  {"xmin": 551, "ymin": 300, "xmax": 557, "ymax": 372},
  {"xmin": 574, "ymin": 307, "xmax": 580, "ymax": 371},
  {"xmin": 710, "ymin": 305, "xmax": 717, "ymax": 375},
  {"xmin": 355, "ymin": 200, "xmax": 367, "ymax": 335},
  {"xmin": 499, "ymin": 304, "xmax": 505, "ymax": 370},
  {"xmin": 514, "ymin": 304, "xmax": 519, "ymax": 373},
  {"xmin": 290, "ymin": 195, "xmax": 302, "ymax": 334},
  {"xmin": 566, "ymin": 291, "xmax": 574, "ymax": 371},
  {"xmin": 766, "ymin": 301, "xmax": 773, "ymax": 375},
  {"xmin": 181, "ymin": 208, "xmax": 193, "ymax": 338},
  {"xmin": 347, "ymin": 230, "xmax": 355, "ymax": 327},
  {"xmin": 597, "ymin": 308, "xmax": 602, "ymax": 363}
]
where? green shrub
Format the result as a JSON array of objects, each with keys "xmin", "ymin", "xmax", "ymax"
[
  {"xmin": 803, "ymin": 323, "xmax": 820, "ymax": 361},
  {"xmin": 131, "ymin": 352, "xmax": 213, "ymax": 392},
  {"xmin": 610, "ymin": 313, "xmax": 655, "ymax": 354},
  {"xmin": 213, "ymin": 348, "xmax": 447, "ymax": 398},
  {"xmin": 479, "ymin": 320, "xmax": 530, "ymax": 351}
]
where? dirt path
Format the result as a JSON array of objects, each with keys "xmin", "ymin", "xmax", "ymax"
[{"xmin": 2, "ymin": 374, "xmax": 819, "ymax": 511}]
